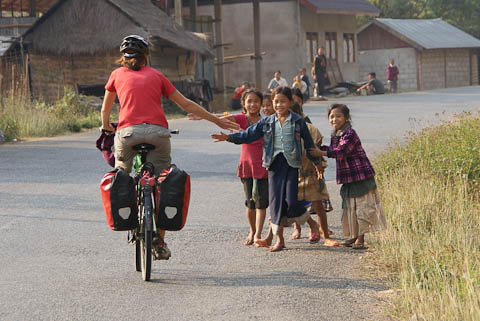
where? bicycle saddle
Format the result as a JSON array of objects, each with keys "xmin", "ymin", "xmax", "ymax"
[{"xmin": 132, "ymin": 143, "xmax": 155, "ymax": 151}]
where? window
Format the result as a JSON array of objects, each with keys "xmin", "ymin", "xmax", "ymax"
[
  {"xmin": 306, "ymin": 32, "xmax": 318, "ymax": 63},
  {"xmin": 344, "ymin": 33, "xmax": 355, "ymax": 63},
  {"xmin": 325, "ymin": 32, "xmax": 337, "ymax": 60}
]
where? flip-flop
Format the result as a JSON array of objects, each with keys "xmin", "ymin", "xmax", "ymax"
[
  {"xmin": 352, "ymin": 243, "xmax": 367, "ymax": 250},
  {"xmin": 269, "ymin": 244, "xmax": 285, "ymax": 252},
  {"xmin": 243, "ymin": 237, "xmax": 254, "ymax": 246},
  {"xmin": 309, "ymin": 232, "xmax": 321, "ymax": 244},
  {"xmin": 340, "ymin": 238, "xmax": 357, "ymax": 247}
]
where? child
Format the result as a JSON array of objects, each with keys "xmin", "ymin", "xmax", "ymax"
[
  {"xmin": 299, "ymin": 68, "xmax": 311, "ymax": 100},
  {"xmin": 292, "ymin": 88, "xmax": 312, "ymax": 124},
  {"xmin": 289, "ymin": 102, "xmax": 338, "ymax": 246},
  {"xmin": 231, "ymin": 81, "xmax": 249, "ymax": 110},
  {"xmin": 212, "ymin": 86, "xmax": 322, "ymax": 252},
  {"xmin": 387, "ymin": 58, "xmax": 399, "ymax": 93},
  {"xmin": 310, "ymin": 104, "xmax": 387, "ymax": 249},
  {"xmin": 192, "ymin": 89, "xmax": 268, "ymax": 246},
  {"xmin": 261, "ymin": 92, "xmax": 274, "ymax": 116}
]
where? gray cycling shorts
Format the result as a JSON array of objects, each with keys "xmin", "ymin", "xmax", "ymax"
[{"xmin": 114, "ymin": 123, "xmax": 171, "ymax": 175}]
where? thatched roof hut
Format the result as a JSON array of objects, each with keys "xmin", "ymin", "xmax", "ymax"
[
  {"xmin": 5, "ymin": 0, "xmax": 213, "ymax": 101},
  {"xmin": 23, "ymin": 0, "xmax": 213, "ymax": 57}
]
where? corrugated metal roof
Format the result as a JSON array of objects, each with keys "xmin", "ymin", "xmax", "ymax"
[
  {"xmin": 301, "ymin": 0, "xmax": 379, "ymax": 16},
  {"xmin": 0, "ymin": 36, "xmax": 16, "ymax": 56},
  {"xmin": 376, "ymin": 18, "xmax": 480, "ymax": 49}
]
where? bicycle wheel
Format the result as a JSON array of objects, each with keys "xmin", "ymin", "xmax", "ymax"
[
  {"xmin": 140, "ymin": 227, "xmax": 152, "ymax": 281},
  {"xmin": 134, "ymin": 234, "xmax": 141, "ymax": 272}
]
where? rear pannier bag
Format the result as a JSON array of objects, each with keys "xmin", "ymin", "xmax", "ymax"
[
  {"xmin": 155, "ymin": 165, "xmax": 191, "ymax": 231},
  {"xmin": 100, "ymin": 169, "xmax": 138, "ymax": 231}
]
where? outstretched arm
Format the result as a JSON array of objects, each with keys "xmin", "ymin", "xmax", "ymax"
[{"xmin": 169, "ymin": 90, "xmax": 240, "ymax": 131}]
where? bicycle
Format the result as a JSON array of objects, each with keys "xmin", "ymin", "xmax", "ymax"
[{"xmin": 128, "ymin": 129, "xmax": 179, "ymax": 281}]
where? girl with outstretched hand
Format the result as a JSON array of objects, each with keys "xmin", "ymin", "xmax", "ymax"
[
  {"xmin": 191, "ymin": 89, "xmax": 269, "ymax": 246},
  {"xmin": 212, "ymin": 86, "xmax": 322, "ymax": 252}
]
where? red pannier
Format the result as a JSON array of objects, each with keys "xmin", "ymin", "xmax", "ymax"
[
  {"xmin": 155, "ymin": 165, "xmax": 191, "ymax": 231},
  {"xmin": 100, "ymin": 169, "xmax": 138, "ymax": 231}
]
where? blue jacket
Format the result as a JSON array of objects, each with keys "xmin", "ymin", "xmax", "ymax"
[{"xmin": 227, "ymin": 112, "xmax": 321, "ymax": 168}]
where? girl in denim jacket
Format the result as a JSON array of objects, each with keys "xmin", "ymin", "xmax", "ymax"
[{"xmin": 212, "ymin": 87, "xmax": 322, "ymax": 252}]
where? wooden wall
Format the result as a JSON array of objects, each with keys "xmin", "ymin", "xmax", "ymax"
[
  {"xmin": 150, "ymin": 45, "xmax": 196, "ymax": 81},
  {"xmin": 28, "ymin": 52, "xmax": 118, "ymax": 102},
  {"xmin": 0, "ymin": 49, "xmax": 25, "ymax": 95},
  {"xmin": 358, "ymin": 24, "xmax": 410, "ymax": 51}
]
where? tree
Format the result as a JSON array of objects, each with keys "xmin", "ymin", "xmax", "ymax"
[{"xmin": 365, "ymin": 0, "xmax": 480, "ymax": 39}]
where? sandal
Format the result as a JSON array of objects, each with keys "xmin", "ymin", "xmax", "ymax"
[
  {"xmin": 152, "ymin": 238, "xmax": 171, "ymax": 260},
  {"xmin": 309, "ymin": 232, "xmax": 321, "ymax": 244},
  {"xmin": 352, "ymin": 243, "xmax": 367, "ymax": 250},
  {"xmin": 340, "ymin": 238, "xmax": 357, "ymax": 247}
]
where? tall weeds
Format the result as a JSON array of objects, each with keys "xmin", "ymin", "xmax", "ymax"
[
  {"xmin": 372, "ymin": 113, "xmax": 480, "ymax": 320},
  {"xmin": 0, "ymin": 88, "xmax": 104, "ymax": 141}
]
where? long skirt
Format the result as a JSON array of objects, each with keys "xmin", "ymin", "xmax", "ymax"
[
  {"xmin": 342, "ymin": 188, "xmax": 387, "ymax": 238},
  {"xmin": 268, "ymin": 154, "xmax": 310, "ymax": 235}
]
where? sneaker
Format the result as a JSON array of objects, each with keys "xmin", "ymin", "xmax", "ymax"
[{"xmin": 152, "ymin": 238, "xmax": 171, "ymax": 260}]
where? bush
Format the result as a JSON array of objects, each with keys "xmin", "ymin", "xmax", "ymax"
[
  {"xmin": 372, "ymin": 113, "xmax": 480, "ymax": 320},
  {"xmin": 0, "ymin": 88, "xmax": 107, "ymax": 140},
  {"xmin": 0, "ymin": 116, "xmax": 19, "ymax": 141}
]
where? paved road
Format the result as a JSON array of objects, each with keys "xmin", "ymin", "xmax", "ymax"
[{"xmin": 1, "ymin": 86, "xmax": 479, "ymax": 321}]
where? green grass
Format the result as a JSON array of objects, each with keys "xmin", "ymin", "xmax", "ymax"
[{"xmin": 371, "ymin": 113, "xmax": 480, "ymax": 320}]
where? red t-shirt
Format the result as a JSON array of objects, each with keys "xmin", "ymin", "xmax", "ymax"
[
  {"xmin": 233, "ymin": 113, "xmax": 268, "ymax": 179},
  {"xmin": 232, "ymin": 88, "xmax": 245, "ymax": 100},
  {"xmin": 105, "ymin": 66, "xmax": 176, "ymax": 130}
]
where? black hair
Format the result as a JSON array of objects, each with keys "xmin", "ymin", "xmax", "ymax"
[
  {"xmin": 262, "ymin": 92, "xmax": 272, "ymax": 101},
  {"xmin": 290, "ymin": 102, "xmax": 303, "ymax": 115},
  {"xmin": 327, "ymin": 103, "xmax": 351, "ymax": 121},
  {"xmin": 292, "ymin": 88, "xmax": 304, "ymax": 103},
  {"xmin": 272, "ymin": 86, "xmax": 293, "ymax": 101},
  {"xmin": 241, "ymin": 89, "xmax": 263, "ymax": 114},
  {"xmin": 369, "ymin": 72, "xmax": 376, "ymax": 78}
]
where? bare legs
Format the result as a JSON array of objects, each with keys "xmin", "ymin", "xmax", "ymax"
[
  {"xmin": 312, "ymin": 200, "xmax": 339, "ymax": 246},
  {"xmin": 244, "ymin": 208, "xmax": 267, "ymax": 245}
]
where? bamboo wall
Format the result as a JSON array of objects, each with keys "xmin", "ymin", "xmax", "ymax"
[{"xmin": 28, "ymin": 52, "xmax": 118, "ymax": 102}]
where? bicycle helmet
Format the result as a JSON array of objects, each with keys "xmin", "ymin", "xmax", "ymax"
[{"xmin": 120, "ymin": 35, "xmax": 150, "ymax": 58}]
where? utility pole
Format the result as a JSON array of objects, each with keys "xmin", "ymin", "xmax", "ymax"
[
  {"xmin": 174, "ymin": 0, "xmax": 183, "ymax": 25},
  {"xmin": 189, "ymin": 0, "xmax": 197, "ymax": 31},
  {"xmin": 214, "ymin": 0, "xmax": 225, "ymax": 91},
  {"xmin": 253, "ymin": 0, "xmax": 262, "ymax": 90},
  {"xmin": 29, "ymin": 0, "xmax": 36, "ymax": 17}
]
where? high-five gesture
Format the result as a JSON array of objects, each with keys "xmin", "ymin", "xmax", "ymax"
[{"xmin": 211, "ymin": 132, "xmax": 229, "ymax": 142}]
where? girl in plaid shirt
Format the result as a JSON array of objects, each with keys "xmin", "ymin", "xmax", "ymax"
[{"xmin": 310, "ymin": 104, "xmax": 386, "ymax": 249}]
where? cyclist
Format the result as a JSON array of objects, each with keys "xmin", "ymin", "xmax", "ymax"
[{"xmin": 101, "ymin": 35, "xmax": 240, "ymax": 259}]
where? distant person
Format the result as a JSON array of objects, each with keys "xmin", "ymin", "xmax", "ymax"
[
  {"xmin": 267, "ymin": 71, "xmax": 288, "ymax": 92},
  {"xmin": 387, "ymin": 59, "xmax": 399, "ymax": 93},
  {"xmin": 261, "ymin": 92, "xmax": 274, "ymax": 116},
  {"xmin": 356, "ymin": 72, "xmax": 384, "ymax": 95},
  {"xmin": 292, "ymin": 75, "xmax": 307, "ymax": 95},
  {"xmin": 231, "ymin": 81, "xmax": 249, "ymax": 110},
  {"xmin": 299, "ymin": 67, "xmax": 311, "ymax": 100},
  {"xmin": 312, "ymin": 47, "xmax": 328, "ymax": 97}
]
